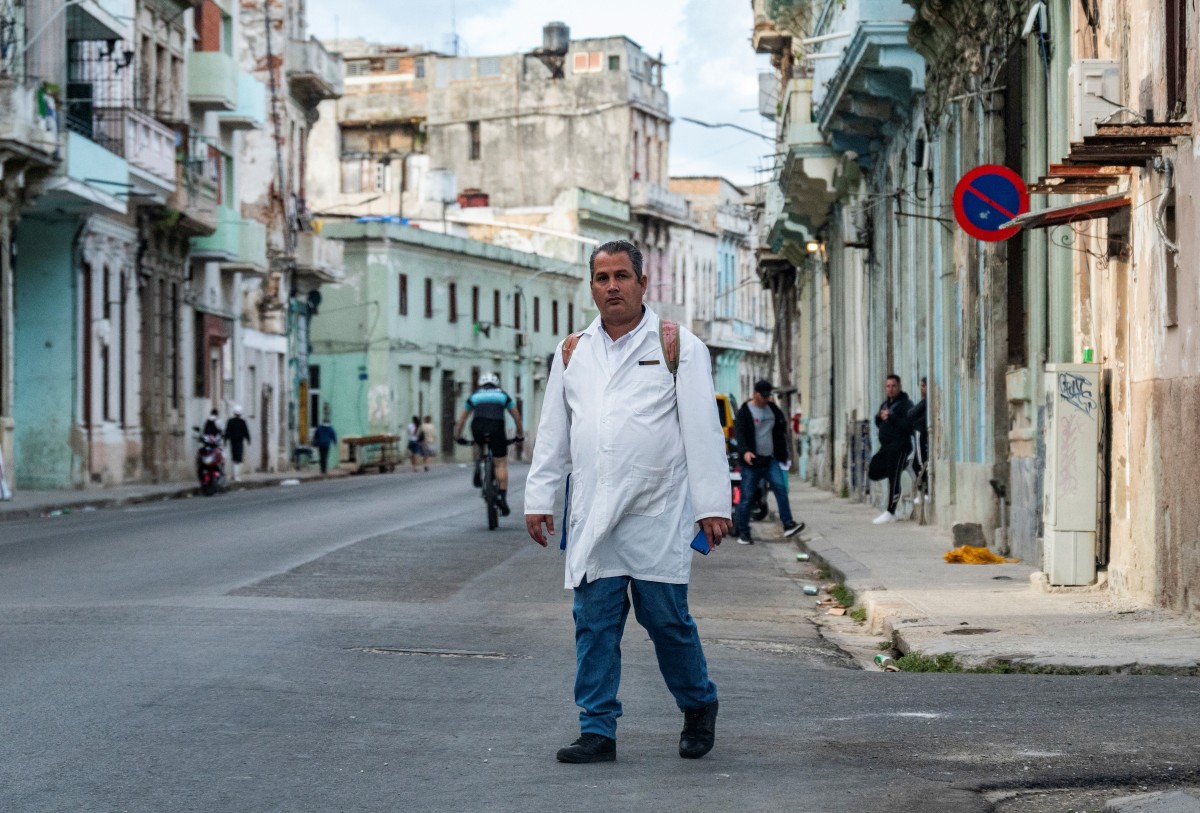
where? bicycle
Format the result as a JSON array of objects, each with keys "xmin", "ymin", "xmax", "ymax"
[{"xmin": 458, "ymin": 433, "xmax": 522, "ymax": 530}]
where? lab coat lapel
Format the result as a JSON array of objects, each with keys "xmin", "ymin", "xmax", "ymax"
[{"xmin": 603, "ymin": 309, "xmax": 659, "ymax": 391}]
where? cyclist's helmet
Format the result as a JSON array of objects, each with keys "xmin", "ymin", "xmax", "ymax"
[{"xmin": 478, "ymin": 372, "xmax": 500, "ymax": 388}]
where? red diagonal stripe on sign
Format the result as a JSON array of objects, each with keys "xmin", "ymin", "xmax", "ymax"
[{"xmin": 965, "ymin": 183, "xmax": 1017, "ymax": 220}]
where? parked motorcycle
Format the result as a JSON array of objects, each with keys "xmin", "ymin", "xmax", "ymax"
[{"xmin": 194, "ymin": 428, "xmax": 226, "ymax": 496}]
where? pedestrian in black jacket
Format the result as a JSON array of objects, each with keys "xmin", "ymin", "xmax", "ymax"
[
  {"xmin": 223, "ymin": 406, "xmax": 251, "ymax": 482},
  {"xmin": 907, "ymin": 377, "xmax": 929, "ymax": 504},
  {"xmin": 868, "ymin": 374, "xmax": 914, "ymax": 523},
  {"xmin": 732, "ymin": 380, "xmax": 804, "ymax": 544}
]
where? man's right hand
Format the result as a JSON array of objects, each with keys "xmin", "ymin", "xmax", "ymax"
[
  {"xmin": 526, "ymin": 514, "xmax": 555, "ymax": 547},
  {"xmin": 742, "ymin": 451, "xmax": 757, "ymax": 466}
]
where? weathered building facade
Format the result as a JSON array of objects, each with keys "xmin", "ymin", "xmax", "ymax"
[{"xmin": 751, "ymin": 0, "xmax": 1198, "ymax": 614}]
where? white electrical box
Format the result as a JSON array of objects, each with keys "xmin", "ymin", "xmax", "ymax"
[
  {"xmin": 1042, "ymin": 364, "xmax": 1102, "ymax": 585},
  {"xmin": 1069, "ymin": 60, "xmax": 1121, "ymax": 141}
]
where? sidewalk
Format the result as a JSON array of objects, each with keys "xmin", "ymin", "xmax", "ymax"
[
  {"xmin": 776, "ymin": 482, "xmax": 1200, "ymax": 674},
  {"xmin": 0, "ymin": 467, "xmax": 350, "ymax": 523}
]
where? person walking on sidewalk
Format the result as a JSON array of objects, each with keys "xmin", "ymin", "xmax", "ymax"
[
  {"xmin": 907, "ymin": 377, "xmax": 929, "ymax": 504},
  {"xmin": 406, "ymin": 416, "xmax": 421, "ymax": 472},
  {"xmin": 223, "ymin": 407, "xmax": 251, "ymax": 482},
  {"xmin": 313, "ymin": 416, "xmax": 337, "ymax": 474},
  {"xmin": 869, "ymin": 374, "xmax": 914, "ymax": 524},
  {"xmin": 733, "ymin": 380, "xmax": 805, "ymax": 544},
  {"xmin": 418, "ymin": 416, "xmax": 436, "ymax": 471},
  {"xmin": 524, "ymin": 239, "xmax": 731, "ymax": 765}
]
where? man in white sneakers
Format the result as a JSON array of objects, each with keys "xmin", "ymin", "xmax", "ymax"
[{"xmin": 868, "ymin": 374, "xmax": 914, "ymax": 524}]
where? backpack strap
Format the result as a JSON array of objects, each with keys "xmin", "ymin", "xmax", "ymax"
[
  {"xmin": 659, "ymin": 319, "xmax": 680, "ymax": 377},
  {"xmin": 561, "ymin": 332, "xmax": 584, "ymax": 368}
]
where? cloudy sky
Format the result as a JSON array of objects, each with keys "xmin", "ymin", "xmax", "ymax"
[{"xmin": 307, "ymin": 0, "xmax": 773, "ymax": 188}]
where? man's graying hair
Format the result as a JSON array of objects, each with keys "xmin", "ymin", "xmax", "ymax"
[{"xmin": 589, "ymin": 240, "xmax": 644, "ymax": 279}]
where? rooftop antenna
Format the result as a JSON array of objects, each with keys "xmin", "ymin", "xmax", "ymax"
[{"xmin": 447, "ymin": 0, "xmax": 460, "ymax": 56}]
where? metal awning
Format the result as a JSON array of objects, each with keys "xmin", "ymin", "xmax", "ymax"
[{"xmin": 1000, "ymin": 192, "xmax": 1130, "ymax": 230}]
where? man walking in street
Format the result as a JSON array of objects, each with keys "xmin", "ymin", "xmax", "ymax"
[
  {"xmin": 869, "ymin": 374, "xmax": 914, "ymax": 524},
  {"xmin": 406, "ymin": 416, "xmax": 421, "ymax": 472},
  {"xmin": 418, "ymin": 416, "xmax": 436, "ymax": 471},
  {"xmin": 525, "ymin": 240, "xmax": 731, "ymax": 765},
  {"xmin": 733, "ymin": 380, "xmax": 805, "ymax": 544},
  {"xmin": 313, "ymin": 413, "xmax": 337, "ymax": 474},
  {"xmin": 223, "ymin": 406, "xmax": 251, "ymax": 482}
]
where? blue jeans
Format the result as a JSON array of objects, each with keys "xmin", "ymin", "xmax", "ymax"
[
  {"xmin": 736, "ymin": 459, "xmax": 795, "ymax": 536},
  {"xmin": 572, "ymin": 576, "xmax": 718, "ymax": 740}
]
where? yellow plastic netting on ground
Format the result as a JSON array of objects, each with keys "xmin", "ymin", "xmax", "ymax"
[{"xmin": 944, "ymin": 545, "xmax": 1020, "ymax": 564}]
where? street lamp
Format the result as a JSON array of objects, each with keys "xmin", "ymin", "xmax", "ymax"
[{"xmin": 679, "ymin": 116, "xmax": 774, "ymax": 143}]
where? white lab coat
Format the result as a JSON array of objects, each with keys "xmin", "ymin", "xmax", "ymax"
[{"xmin": 524, "ymin": 308, "xmax": 731, "ymax": 589}]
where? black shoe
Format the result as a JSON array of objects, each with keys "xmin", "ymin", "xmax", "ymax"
[
  {"xmin": 556, "ymin": 733, "xmax": 616, "ymax": 763},
  {"xmin": 473, "ymin": 469, "xmax": 482, "ymax": 488},
  {"xmin": 679, "ymin": 699, "xmax": 718, "ymax": 759},
  {"xmin": 783, "ymin": 521, "xmax": 805, "ymax": 537},
  {"xmin": 498, "ymin": 494, "xmax": 511, "ymax": 516}
]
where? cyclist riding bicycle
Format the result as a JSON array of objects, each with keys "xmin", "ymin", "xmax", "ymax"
[{"xmin": 454, "ymin": 372, "xmax": 524, "ymax": 516}]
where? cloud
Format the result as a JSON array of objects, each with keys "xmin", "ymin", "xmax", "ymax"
[{"xmin": 306, "ymin": 0, "xmax": 770, "ymax": 186}]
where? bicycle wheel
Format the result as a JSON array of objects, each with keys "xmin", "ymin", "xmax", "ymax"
[{"xmin": 487, "ymin": 501, "xmax": 499, "ymax": 530}]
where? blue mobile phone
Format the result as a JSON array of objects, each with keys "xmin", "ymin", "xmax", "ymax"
[{"xmin": 690, "ymin": 528, "xmax": 711, "ymax": 555}]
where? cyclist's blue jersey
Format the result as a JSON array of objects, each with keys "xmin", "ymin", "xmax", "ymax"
[{"xmin": 465, "ymin": 386, "xmax": 515, "ymax": 421}]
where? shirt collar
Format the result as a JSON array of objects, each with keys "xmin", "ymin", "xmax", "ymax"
[{"xmin": 583, "ymin": 304, "xmax": 658, "ymax": 339}]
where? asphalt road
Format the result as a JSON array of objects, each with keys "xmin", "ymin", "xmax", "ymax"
[{"xmin": 1, "ymin": 465, "xmax": 1198, "ymax": 813}]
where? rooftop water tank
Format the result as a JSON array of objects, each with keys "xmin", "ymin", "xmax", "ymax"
[{"xmin": 543, "ymin": 22, "xmax": 570, "ymax": 55}]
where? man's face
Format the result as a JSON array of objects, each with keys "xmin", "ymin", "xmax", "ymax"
[
  {"xmin": 920, "ymin": 380, "xmax": 927, "ymax": 398},
  {"xmin": 591, "ymin": 251, "xmax": 647, "ymax": 326},
  {"xmin": 885, "ymin": 378, "xmax": 900, "ymax": 399}
]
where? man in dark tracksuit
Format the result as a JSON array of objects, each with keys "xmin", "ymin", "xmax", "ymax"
[
  {"xmin": 868, "ymin": 374, "xmax": 914, "ymax": 524},
  {"xmin": 732, "ymin": 380, "xmax": 804, "ymax": 544}
]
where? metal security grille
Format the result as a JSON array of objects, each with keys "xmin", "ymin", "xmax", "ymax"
[{"xmin": 65, "ymin": 32, "xmax": 135, "ymax": 154}]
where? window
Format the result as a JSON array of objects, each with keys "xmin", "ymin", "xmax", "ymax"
[
  {"xmin": 493, "ymin": 290, "xmax": 501, "ymax": 325},
  {"xmin": 572, "ymin": 51, "xmax": 602, "ymax": 74},
  {"xmin": 346, "ymin": 60, "xmax": 369, "ymax": 77},
  {"xmin": 568, "ymin": 302, "xmax": 574, "ymax": 333},
  {"xmin": 340, "ymin": 158, "xmax": 362, "ymax": 193},
  {"xmin": 424, "ymin": 278, "xmax": 433, "ymax": 318},
  {"xmin": 399, "ymin": 273, "xmax": 408, "ymax": 315},
  {"xmin": 415, "ymin": 58, "xmax": 425, "ymax": 79},
  {"xmin": 384, "ymin": 56, "xmax": 400, "ymax": 73},
  {"xmin": 608, "ymin": 55, "xmax": 620, "ymax": 71},
  {"xmin": 1166, "ymin": 0, "xmax": 1188, "ymax": 115},
  {"xmin": 513, "ymin": 297, "xmax": 521, "ymax": 330},
  {"xmin": 468, "ymin": 121, "xmax": 480, "ymax": 161},
  {"xmin": 448, "ymin": 282, "xmax": 458, "ymax": 322},
  {"xmin": 533, "ymin": 296, "xmax": 541, "ymax": 332},
  {"xmin": 552, "ymin": 301, "xmax": 559, "ymax": 334},
  {"xmin": 478, "ymin": 56, "xmax": 501, "ymax": 77},
  {"xmin": 471, "ymin": 286, "xmax": 480, "ymax": 323}
]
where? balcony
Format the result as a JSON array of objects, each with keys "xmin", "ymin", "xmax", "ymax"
[
  {"xmin": 188, "ymin": 51, "xmax": 237, "ymax": 111},
  {"xmin": 166, "ymin": 160, "xmax": 219, "ymax": 237},
  {"xmin": 629, "ymin": 180, "xmax": 690, "ymax": 225},
  {"xmin": 294, "ymin": 231, "xmax": 345, "ymax": 284},
  {"xmin": 191, "ymin": 206, "xmax": 268, "ymax": 272},
  {"xmin": 0, "ymin": 79, "xmax": 60, "ymax": 164},
  {"xmin": 37, "ymin": 130, "xmax": 129, "ymax": 214},
  {"xmin": 287, "ymin": 38, "xmax": 344, "ymax": 104},
  {"xmin": 774, "ymin": 78, "xmax": 840, "ymax": 247},
  {"xmin": 219, "ymin": 72, "xmax": 266, "ymax": 131},
  {"xmin": 751, "ymin": 0, "xmax": 794, "ymax": 55},
  {"xmin": 96, "ymin": 107, "xmax": 176, "ymax": 191},
  {"xmin": 809, "ymin": 0, "xmax": 923, "ymax": 164}
]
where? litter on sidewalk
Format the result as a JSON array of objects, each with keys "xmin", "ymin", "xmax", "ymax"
[{"xmin": 944, "ymin": 545, "xmax": 1020, "ymax": 564}]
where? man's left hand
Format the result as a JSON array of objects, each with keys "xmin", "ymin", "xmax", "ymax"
[{"xmin": 700, "ymin": 516, "xmax": 733, "ymax": 548}]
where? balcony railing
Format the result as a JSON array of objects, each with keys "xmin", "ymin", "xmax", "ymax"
[
  {"xmin": 287, "ymin": 38, "xmax": 344, "ymax": 102},
  {"xmin": 0, "ymin": 79, "xmax": 60, "ymax": 161},
  {"xmin": 188, "ymin": 51, "xmax": 237, "ymax": 110},
  {"xmin": 294, "ymin": 231, "xmax": 345, "ymax": 284},
  {"xmin": 90, "ymin": 107, "xmax": 176, "ymax": 187},
  {"xmin": 629, "ymin": 180, "xmax": 690, "ymax": 223}
]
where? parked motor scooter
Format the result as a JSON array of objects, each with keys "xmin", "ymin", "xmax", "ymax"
[{"xmin": 193, "ymin": 428, "xmax": 226, "ymax": 496}]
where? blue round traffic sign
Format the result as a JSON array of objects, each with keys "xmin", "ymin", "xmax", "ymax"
[{"xmin": 952, "ymin": 165, "xmax": 1029, "ymax": 241}]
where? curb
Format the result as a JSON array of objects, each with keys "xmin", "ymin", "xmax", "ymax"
[{"xmin": 0, "ymin": 471, "xmax": 349, "ymax": 524}]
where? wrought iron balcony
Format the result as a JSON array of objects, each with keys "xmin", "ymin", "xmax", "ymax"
[{"xmin": 287, "ymin": 37, "xmax": 344, "ymax": 104}]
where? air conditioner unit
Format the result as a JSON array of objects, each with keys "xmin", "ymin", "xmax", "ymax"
[
  {"xmin": 1069, "ymin": 59, "xmax": 1120, "ymax": 141},
  {"xmin": 1042, "ymin": 363, "xmax": 1102, "ymax": 585}
]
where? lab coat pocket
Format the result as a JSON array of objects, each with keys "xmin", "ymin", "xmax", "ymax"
[
  {"xmin": 630, "ymin": 370, "xmax": 673, "ymax": 415},
  {"xmin": 628, "ymin": 463, "xmax": 672, "ymax": 516}
]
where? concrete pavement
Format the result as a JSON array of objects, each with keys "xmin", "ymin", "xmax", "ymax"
[{"xmin": 771, "ymin": 482, "xmax": 1200, "ymax": 674}]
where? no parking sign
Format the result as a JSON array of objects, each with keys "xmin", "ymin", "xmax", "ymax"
[{"xmin": 952, "ymin": 165, "xmax": 1030, "ymax": 242}]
